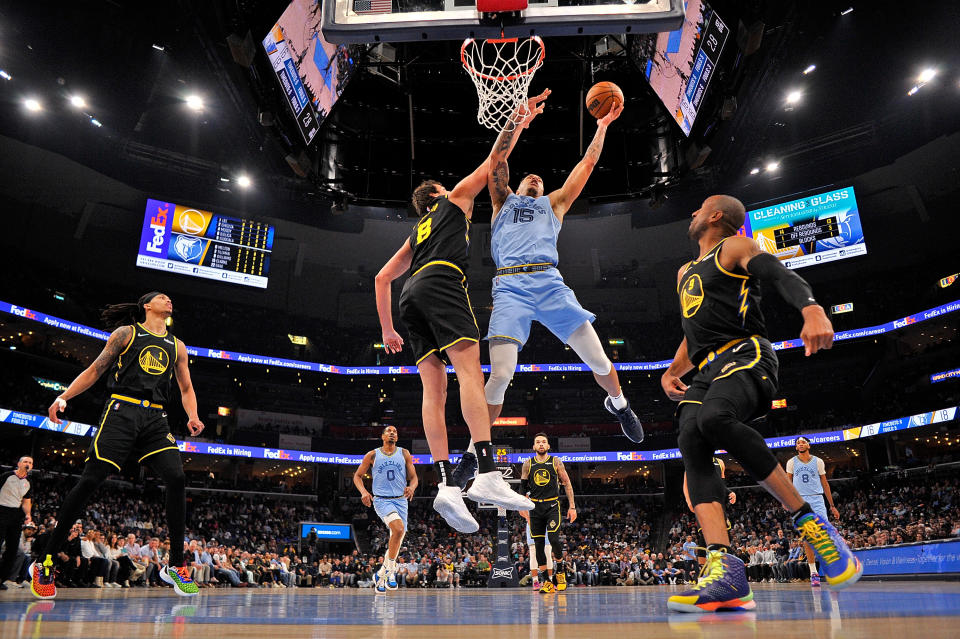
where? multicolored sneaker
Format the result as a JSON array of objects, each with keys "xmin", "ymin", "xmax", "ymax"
[
  {"xmin": 159, "ymin": 566, "xmax": 200, "ymax": 596},
  {"xmin": 794, "ymin": 512, "xmax": 862, "ymax": 590},
  {"xmin": 539, "ymin": 580, "xmax": 556, "ymax": 594},
  {"xmin": 386, "ymin": 571, "xmax": 398, "ymax": 591},
  {"xmin": 667, "ymin": 550, "xmax": 756, "ymax": 613},
  {"xmin": 373, "ymin": 570, "xmax": 386, "ymax": 593},
  {"xmin": 810, "ymin": 572, "xmax": 821, "ymax": 587},
  {"xmin": 556, "ymin": 572, "xmax": 567, "ymax": 592},
  {"xmin": 29, "ymin": 556, "xmax": 56, "ymax": 600},
  {"xmin": 532, "ymin": 578, "xmax": 541, "ymax": 591}
]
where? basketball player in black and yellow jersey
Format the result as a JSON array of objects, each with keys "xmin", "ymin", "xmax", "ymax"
[
  {"xmin": 520, "ymin": 433, "xmax": 576, "ymax": 593},
  {"xmin": 374, "ymin": 94, "xmax": 548, "ymax": 533},
  {"xmin": 663, "ymin": 196, "xmax": 862, "ymax": 613},
  {"xmin": 30, "ymin": 292, "xmax": 201, "ymax": 599}
]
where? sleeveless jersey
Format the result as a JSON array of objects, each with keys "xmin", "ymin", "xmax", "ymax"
[
  {"xmin": 409, "ymin": 196, "xmax": 471, "ymax": 276},
  {"xmin": 528, "ymin": 455, "xmax": 560, "ymax": 501},
  {"xmin": 372, "ymin": 447, "xmax": 407, "ymax": 497},
  {"xmin": 491, "ymin": 194, "xmax": 561, "ymax": 269},
  {"xmin": 108, "ymin": 323, "xmax": 178, "ymax": 404},
  {"xmin": 678, "ymin": 237, "xmax": 768, "ymax": 366},
  {"xmin": 790, "ymin": 456, "xmax": 823, "ymax": 497}
]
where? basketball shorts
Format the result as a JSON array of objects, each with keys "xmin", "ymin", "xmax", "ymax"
[
  {"xmin": 679, "ymin": 336, "xmax": 780, "ymax": 421},
  {"xmin": 486, "ymin": 269, "xmax": 595, "ymax": 349},
  {"xmin": 399, "ymin": 265, "xmax": 480, "ymax": 366},
  {"xmin": 86, "ymin": 395, "xmax": 180, "ymax": 471},
  {"xmin": 804, "ymin": 494, "xmax": 829, "ymax": 521},
  {"xmin": 373, "ymin": 497, "xmax": 408, "ymax": 528},
  {"xmin": 528, "ymin": 499, "xmax": 562, "ymax": 538}
]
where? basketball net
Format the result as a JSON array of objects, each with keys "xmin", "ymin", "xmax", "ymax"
[{"xmin": 461, "ymin": 36, "xmax": 545, "ymax": 131}]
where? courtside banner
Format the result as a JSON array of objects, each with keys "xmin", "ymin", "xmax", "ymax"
[
  {"xmin": 3, "ymin": 299, "xmax": 958, "ymax": 376},
  {"xmin": 854, "ymin": 540, "xmax": 960, "ymax": 576},
  {"xmin": 3, "ymin": 405, "xmax": 955, "ymax": 465}
]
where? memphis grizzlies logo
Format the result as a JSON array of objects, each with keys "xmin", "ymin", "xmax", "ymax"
[
  {"xmin": 172, "ymin": 235, "xmax": 204, "ymax": 263},
  {"xmin": 815, "ymin": 209, "xmax": 864, "ymax": 251}
]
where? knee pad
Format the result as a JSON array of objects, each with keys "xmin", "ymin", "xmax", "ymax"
[
  {"xmin": 485, "ymin": 340, "xmax": 518, "ymax": 405},
  {"xmin": 565, "ymin": 322, "xmax": 612, "ymax": 376}
]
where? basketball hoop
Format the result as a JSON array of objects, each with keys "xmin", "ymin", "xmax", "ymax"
[{"xmin": 461, "ymin": 35, "xmax": 545, "ymax": 131}]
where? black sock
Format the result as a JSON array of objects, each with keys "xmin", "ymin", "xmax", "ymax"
[
  {"xmin": 706, "ymin": 543, "xmax": 728, "ymax": 554},
  {"xmin": 435, "ymin": 460, "xmax": 453, "ymax": 486},
  {"xmin": 791, "ymin": 502, "xmax": 814, "ymax": 525},
  {"xmin": 475, "ymin": 441, "xmax": 495, "ymax": 473}
]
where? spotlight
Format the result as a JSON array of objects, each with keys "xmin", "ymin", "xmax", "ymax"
[
  {"xmin": 918, "ymin": 68, "xmax": 936, "ymax": 83},
  {"xmin": 0, "ymin": 70, "xmax": 12, "ymax": 81},
  {"xmin": 786, "ymin": 90, "xmax": 802, "ymax": 104},
  {"xmin": 152, "ymin": 44, "xmax": 166, "ymax": 52},
  {"xmin": 24, "ymin": 98, "xmax": 41, "ymax": 112},
  {"xmin": 907, "ymin": 86, "xmax": 919, "ymax": 96},
  {"xmin": 749, "ymin": 167, "xmax": 760, "ymax": 175},
  {"xmin": 803, "ymin": 64, "xmax": 816, "ymax": 75},
  {"xmin": 765, "ymin": 161, "xmax": 780, "ymax": 172},
  {"xmin": 90, "ymin": 118, "xmax": 102, "ymax": 127},
  {"xmin": 69, "ymin": 95, "xmax": 86, "ymax": 108},
  {"xmin": 237, "ymin": 175, "xmax": 252, "ymax": 188},
  {"xmin": 840, "ymin": 7, "xmax": 853, "ymax": 15},
  {"xmin": 185, "ymin": 95, "xmax": 204, "ymax": 111}
]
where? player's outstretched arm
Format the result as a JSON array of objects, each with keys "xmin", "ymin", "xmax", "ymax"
[
  {"xmin": 354, "ymin": 451, "xmax": 375, "ymax": 506},
  {"xmin": 48, "ymin": 325, "xmax": 132, "ymax": 424},
  {"xmin": 725, "ymin": 236, "xmax": 834, "ymax": 356},
  {"xmin": 375, "ymin": 239, "xmax": 414, "ymax": 354},
  {"xmin": 548, "ymin": 102, "xmax": 623, "ymax": 219},
  {"xmin": 403, "ymin": 449, "xmax": 419, "ymax": 499},
  {"xmin": 486, "ymin": 90, "xmax": 550, "ymax": 214},
  {"xmin": 174, "ymin": 339, "xmax": 204, "ymax": 436}
]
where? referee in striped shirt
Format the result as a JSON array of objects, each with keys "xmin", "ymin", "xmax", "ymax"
[{"xmin": 0, "ymin": 456, "xmax": 34, "ymax": 589}]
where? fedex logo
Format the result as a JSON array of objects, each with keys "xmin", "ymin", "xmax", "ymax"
[
  {"xmin": 617, "ymin": 452, "xmax": 643, "ymax": 461},
  {"xmin": 518, "ymin": 364, "xmax": 541, "ymax": 373},
  {"xmin": 178, "ymin": 442, "xmax": 199, "ymax": 453},
  {"xmin": 208, "ymin": 350, "xmax": 231, "ymax": 359},
  {"xmin": 9, "ymin": 305, "xmax": 37, "ymax": 320},
  {"xmin": 146, "ymin": 204, "xmax": 169, "ymax": 254},
  {"xmin": 264, "ymin": 449, "xmax": 291, "ymax": 460},
  {"xmin": 893, "ymin": 317, "xmax": 917, "ymax": 329}
]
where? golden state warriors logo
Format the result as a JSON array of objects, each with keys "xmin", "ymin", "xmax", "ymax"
[
  {"xmin": 178, "ymin": 209, "xmax": 206, "ymax": 236},
  {"xmin": 138, "ymin": 345, "xmax": 169, "ymax": 375},
  {"xmin": 533, "ymin": 468, "xmax": 551, "ymax": 487},
  {"xmin": 681, "ymin": 274, "xmax": 704, "ymax": 318}
]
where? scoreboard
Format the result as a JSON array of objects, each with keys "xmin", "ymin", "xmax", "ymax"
[{"xmin": 136, "ymin": 199, "xmax": 275, "ymax": 289}]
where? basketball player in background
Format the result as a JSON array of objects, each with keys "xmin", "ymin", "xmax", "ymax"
[
  {"xmin": 520, "ymin": 433, "xmax": 576, "ymax": 593},
  {"xmin": 353, "ymin": 426, "xmax": 418, "ymax": 593},
  {"xmin": 683, "ymin": 457, "xmax": 736, "ymax": 569},
  {"xmin": 660, "ymin": 195, "xmax": 862, "ymax": 613},
  {"xmin": 374, "ymin": 93, "xmax": 549, "ymax": 531},
  {"xmin": 454, "ymin": 97, "xmax": 643, "ymax": 488},
  {"xmin": 785, "ymin": 436, "xmax": 840, "ymax": 587},
  {"xmin": 524, "ymin": 521, "xmax": 552, "ymax": 591},
  {"xmin": 33, "ymin": 292, "xmax": 201, "ymax": 598}
]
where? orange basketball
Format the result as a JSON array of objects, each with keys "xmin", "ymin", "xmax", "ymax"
[{"xmin": 585, "ymin": 81, "xmax": 623, "ymax": 119}]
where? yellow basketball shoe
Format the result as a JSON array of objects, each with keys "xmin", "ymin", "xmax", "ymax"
[{"xmin": 556, "ymin": 572, "xmax": 567, "ymax": 591}]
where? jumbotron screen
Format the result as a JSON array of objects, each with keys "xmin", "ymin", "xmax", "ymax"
[
  {"xmin": 136, "ymin": 199, "xmax": 275, "ymax": 289},
  {"xmin": 741, "ymin": 186, "xmax": 867, "ymax": 270}
]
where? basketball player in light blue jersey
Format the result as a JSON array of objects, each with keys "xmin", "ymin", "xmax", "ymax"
[
  {"xmin": 479, "ymin": 97, "xmax": 644, "ymax": 445},
  {"xmin": 785, "ymin": 436, "xmax": 840, "ymax": 587},
  {"xmin": 354, "ymin": 426, "xmax": 418, "ymax": 592}
]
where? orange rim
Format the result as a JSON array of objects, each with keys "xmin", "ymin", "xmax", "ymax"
[{"xmin": 461, "ymin": 36, "xmax": 545, "ymax": 83}]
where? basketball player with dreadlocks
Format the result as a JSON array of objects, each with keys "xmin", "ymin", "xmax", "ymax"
[
  {"xmin": 662, "ymin": 195, "xmax": 862, "ymax": 613},
  {"xmin": 31, "ymin": 292, "xmax": 201, "ymax": 599}
]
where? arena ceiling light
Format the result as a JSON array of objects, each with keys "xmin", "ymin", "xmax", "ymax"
[
  {"xmin": 69, "ymin": 95, "xmax": 86, "ymax": 109},
  {"xmin": 765, "ymin": 161, "xmax": 780, "ymax": 172},
  {"xmin": 918, "ymin": 68, "xmax": 937, "ymax": 83},
  {"xmin": 749, "ymin": 167, "xmax": 760, "ymax": 175},
  {"xmin": 803, "ymin": 64, "xmax": 816, "ymax": 75},
  {"xmin": 90, "ymin": 118, "xmax": 102, "ymax": 127},
  {"xmin": 840, "ymin": 7, "xmax": 853, "ymax": 15},
  {"xmin": 23, "ymin": 98, "xmax": 42, "ymax": 112},
  {"xmin": 785, "ymin": 90, "xmax": 803, "ymax": 105},
  {"xmin": 237, "ymin": 175, "xmax": 252, "ymax": 188},
  {"xmin": 185, "ymin": 94, "xmax": 204, "ymax": 111},
  {"xmin": 0, "ymin": 70, "xmax": 12, "ymax": 81}
]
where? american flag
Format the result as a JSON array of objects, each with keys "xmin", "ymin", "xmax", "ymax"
[{"xmin": 353, "ymin": 0, "xmax": 392, "ymax": 14}]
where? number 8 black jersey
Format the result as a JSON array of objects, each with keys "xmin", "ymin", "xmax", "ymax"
[{"xmin": 408, "ymin": 196, "xmax": 471, "ymax": 277}]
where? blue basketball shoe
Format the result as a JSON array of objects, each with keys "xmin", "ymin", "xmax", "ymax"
[
  {"xmin": 373, "ymin": 570, "xmax": 386, "ymax": 593},
  {"xmin": 386, "ymin": 571, "xmax": 398, "ymax": 591},
  {"xmin": 604, "ymin": 397, "xmax": 644, "ymax": 443},
  {"xmin": 451, "ymin": 452, "xmax": 478, "ymax": 490},
  {"xmin": 667, "ymin": 550, "xmax": 756, "ymax": 613},
  {"xmin": 794, "ymin": 512, "xmax": 862, "ymax": 590}
]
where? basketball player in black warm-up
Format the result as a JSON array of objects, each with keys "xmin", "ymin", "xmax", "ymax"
[
  {"xmin": 520, "ymin": 433, "xmax": 575, "ymax": 593},
  {"xmin": 374, "ymin": 93, "xmax": 549, "ymax": 532},
  {"xmin": 31, "ymin": 292, "xmax": 201, "ymax": 599},
  {"xmin": 662, "ymin": 195, "xmax": 862, "ymax": 613}
]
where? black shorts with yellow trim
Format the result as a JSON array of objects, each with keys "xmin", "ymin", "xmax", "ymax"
[
  {"xmin": 678, "ymin": 335, "xmax": 779, "ymax": 422},
  {"xmin": 529, "ymin": 498, "xmax": 562, "ymax": 538},
  {"xmin": 86, "ymin": 395, "xmax": 180, "ymax": 471},
  {"xmin": 399, "ymin": 263, "xmax": 480, "ymax": 366}
]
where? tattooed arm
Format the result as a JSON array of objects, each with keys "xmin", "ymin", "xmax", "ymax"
[
  {"xmin": 48, "ymin": 325, "xmax": 133, "ymax": 423},
  {"xmin": 548, "ymin": 102, "xmax": 624, "ymax": 219},
  {"xmin": 487, "ymin": 89, "xmax": 550, "ymax": 216}
]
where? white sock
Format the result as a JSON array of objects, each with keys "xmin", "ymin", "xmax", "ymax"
[
  {"xmin": 466, "ymin": 440, "xmax": 476, "ymax": 456},
  {"xmin": 608, "ymin": 392, "xmax": 628, "ymax": 410},
  {"xmin": 809, "ymin": 562, "xmax": 818, "ymax": 575},
  {"xmin": 384, "ymin": 557, "xmax": 397, "ymax": 572}
]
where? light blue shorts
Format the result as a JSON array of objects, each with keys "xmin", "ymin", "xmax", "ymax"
[
  {"xmin": 486, "ymin": 269, "xmax": 595, "ymax": 349},
  {"xmin": 373, "ymin": 497, "xmax": 408, "ymax": 528},
  {"xmin": 804, "ymin": 494, "xmax": 829, "ymax": 521},
  {"xmin": 525, "ymin": 523, "xmax": 534, "ymax": 546}
]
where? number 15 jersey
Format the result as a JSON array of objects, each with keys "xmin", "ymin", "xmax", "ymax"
[{"xmin": 491, "ymin": 194, "xmax": 560, "ymax": 269}]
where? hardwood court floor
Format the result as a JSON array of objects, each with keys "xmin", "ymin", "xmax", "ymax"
[{"xmin": 1, "ymin": 581, "xmax": 958, "ymax": 639}]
